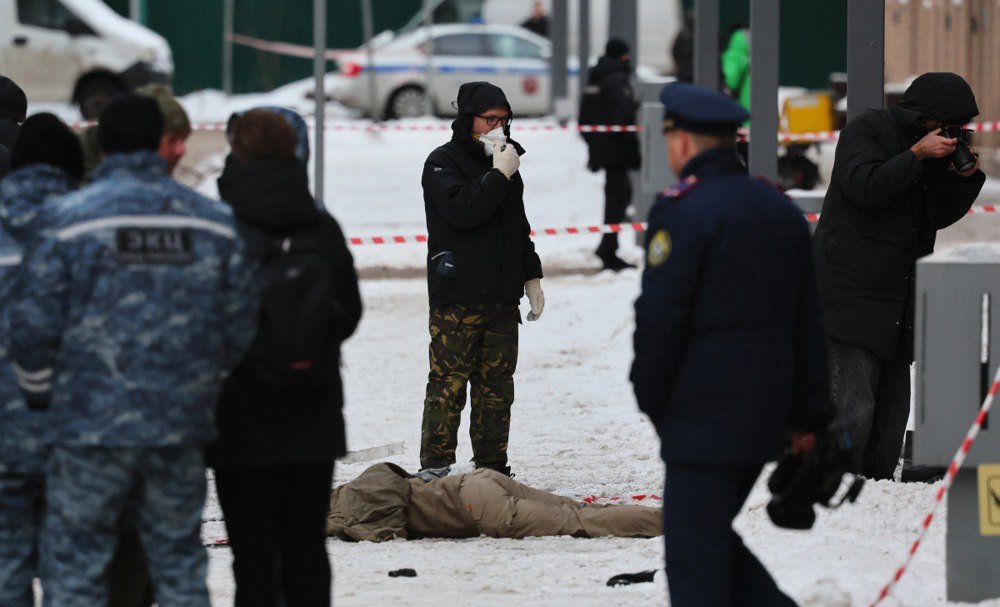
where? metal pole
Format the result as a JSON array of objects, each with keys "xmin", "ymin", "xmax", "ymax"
[
  {"xmin": 578, "ymin": 0, "xmax": 591, "ymax": 89},
  {"xmin": 749, "ymin": 0, "xmax": 779, "ymax": 180},
  {"xmin": 694, "ymin": 0, "xmax": 719, "ymax": 90},
  {"xmin": 129, "ymin": 0, "xmax": 140, "ymax": 22},
  {"xmin": 549, "ymin": 0, "xmax": 568, "ymax": 116},
  {"xmin": 847, "ymin": 0, "xmax": 885, "ymax": 121},
  {"xmin": 222, "ymin": 0, "xmax": 234, "ymax": 95},
  {"xmin": 313, "ymin": 0, "xmax": 326, "ymax": 207},
  {"xmin": 424, "ymin": 0, "xmax": 434, "ymax": 115},
  {"xmin": 607, "ymin": 0, "xmax": 638, "ymax": 59},
  {"xmin": 361, "ymin": 0, "xmax": 378, "ymax": 118}
]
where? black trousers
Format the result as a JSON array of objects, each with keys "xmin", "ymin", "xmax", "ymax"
[
  {"xmin": 663, "ymin": 464, "xmax": 796, "ymax": 607},
  {"xmin": 596, "ymin": 167, "xmax": 632, "ymax": 259},
  {"xmin": 214, "ymin": 463, "xmax": 334, "ymax": 607},
  {"xmin": 828, "ymin": 338, "xmax": 911, "ymax": 480}
]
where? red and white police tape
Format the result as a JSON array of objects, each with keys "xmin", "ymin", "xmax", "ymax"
[
  {"xmin": 65, "ymin": 119, "xmax": 1000, "ymax": 143},
  {"xmin": 346, "ymin": 204, "xmax": 1000, "ymax": 247},
  {"xmin": 870, "ymin": 363, "xmax": 1000, "ymax": 606}
]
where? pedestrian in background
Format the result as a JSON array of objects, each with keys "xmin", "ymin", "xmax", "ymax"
[
  {"xmin": 520, "ymin": 1, "xmax": 549, "ymax": 38},
  {"xmin": 79, "ymin": 84, "xmax": 193, "ymax": 181},
  {"xmin": 418, "ymin": 81, "xmax": 544, "ymax": 481},
  {"xmin": 209, "ymin": 108, "xmax": 362, "ymax": 607},
  {"xmin": 580, "ymin": 39, "xmax": 641, "ymax": 271},
  {"xmin": 0, "ymin": 112, "xmax": 82, "ymax": 607},
  {"xmin": 631, "ymin": 82, "xmax": 830, "ymax": 606},
  {"xmin": 814, "ymin": 72, "xmax": 984, "ymax": 480},
  {"xmin": 2, "ymin": 94, "xmax": 259, "ymax": 606}
]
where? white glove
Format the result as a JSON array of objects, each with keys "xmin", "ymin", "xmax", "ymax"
[
  {"xmin": 525, "ymin": 278, "xmax": 544, "ymax": 321},
  {"xmin": 493, "ymin": 143, "xmax": 520, "ymax": 179}
]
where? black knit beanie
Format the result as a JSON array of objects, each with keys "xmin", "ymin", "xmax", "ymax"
[
  {"xmin": 0, "ymin": 77, "xmax": 27, "ymax": 123},
  {"xmin": 10, "ymin": 113, "xmax": 84, "ymax": 181},
  {"xmin": 98, "ymin": 94, "xmax": 163, "ymax": 154},
  {"xmin": 605, "ymin": 38, "xmax": 630, "ymax": 59}
]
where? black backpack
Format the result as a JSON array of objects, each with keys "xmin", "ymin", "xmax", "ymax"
[{"xmin": 238, "ymin": 227, "xmax": 338, "ymax": 395}]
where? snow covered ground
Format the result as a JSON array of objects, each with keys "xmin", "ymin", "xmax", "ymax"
[{"xmin": 27, "ymin": 89, "xmax": 1000, "ymax": 606}]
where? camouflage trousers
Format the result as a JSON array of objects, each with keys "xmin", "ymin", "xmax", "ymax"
[
  {"xmin": 0, "ymin": 472, "xmax": 45, "ymax": 607},
  {"xmin": 420, "ymin": 304, "xmax": 519, "ymax": 470},
  {"xmin": 42, "ymin": 445, "xmax": 209, "ymax": 607}
]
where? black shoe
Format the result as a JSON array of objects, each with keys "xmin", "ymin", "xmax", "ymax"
[
  {"xmin": 900, "ymin": 462, "xmax": 946, "ymax": 483},
  {"xmin": 598, "ymin": 255, "xmax": 637, "ymax": 272}
]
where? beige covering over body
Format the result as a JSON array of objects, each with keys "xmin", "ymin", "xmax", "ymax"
[{"xmin": 326, "ymin": 464, "xmax": 662, "ymax": 542}]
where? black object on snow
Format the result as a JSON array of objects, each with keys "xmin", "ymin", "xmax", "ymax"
[
  {"xmin": 606, "ymin": 570, "xmax": 657, "ymax": 587},
  {"xmin": 388, "ymin": 569, "xmax": 418, "ymax": 578}
]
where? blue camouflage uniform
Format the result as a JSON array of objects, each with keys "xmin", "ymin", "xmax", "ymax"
[
  {"xmin": 2, "ymin": 151, "xmax": 260, "ymax": 607},
  {"xmin": 0, "ymin": 163, "xmax": 77, "ymax": 606},
  {"xmin": 630, "ymin": 83, "xmax": 829, "ymax": 607}
]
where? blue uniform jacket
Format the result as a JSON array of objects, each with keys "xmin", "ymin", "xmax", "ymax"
[
  {"xmin": 2, "ymin": 152, "xmax": 260, "ymax": 449},
  {"xmin": 0, "ymin": 163, "xmax": 77, "ymax": 473},
  {"xmin": 630, "ymin": 148, "xmax": 829, "ymax": 465}
]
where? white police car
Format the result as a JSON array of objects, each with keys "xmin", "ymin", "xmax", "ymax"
[{"xmin": 333, "ymin": 23, "xmax": 574, "ymax": 118}]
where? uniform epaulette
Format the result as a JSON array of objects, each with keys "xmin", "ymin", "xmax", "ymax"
[
  {"xmin": 660, "ymin": 175, "xmax": 700, "ymax": 200},
  {"xmin": 754, "ymin": 176, "xmax": 791, "ymax": 199}
]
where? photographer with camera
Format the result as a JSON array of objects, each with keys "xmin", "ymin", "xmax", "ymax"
[{"xmin": 814, "ymin": 72, "xmax": 985, "ymax": 481}]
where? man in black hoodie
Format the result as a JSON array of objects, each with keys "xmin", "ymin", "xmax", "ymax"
[
  {"xmin": 418, "ymin": 82, "xmax": 544, "ymax": 480},
  {"xmin": 582, "ymin": 39, "xmax": 641, "ymax": 271},
  {"xmin": 814, "ymin": 72, "xmax": 985, "ymax": 480}
]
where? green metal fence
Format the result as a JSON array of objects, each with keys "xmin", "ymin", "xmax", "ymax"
[{"xmin": 102, "ymin": 0, "xmax": 420, "ymax": 94}]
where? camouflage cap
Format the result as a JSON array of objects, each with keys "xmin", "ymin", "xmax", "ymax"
[{"xmin": 135, "ymin": 83, "xmax": 191, "ymax": 136}]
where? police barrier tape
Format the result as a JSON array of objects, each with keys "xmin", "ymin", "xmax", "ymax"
[
  {"xmin": 345, "ymin": 204, "xmax": 1000, "ymax": 246},
  {"xmin": 870, "ymin": 363, "xmax": 1000, "ymax": 606},
  {"xmin": 66, "ymin": 119, "xmax": 1000, "ymax": 142}
]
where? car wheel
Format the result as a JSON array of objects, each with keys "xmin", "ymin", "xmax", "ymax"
[
  {"xmin": 77, "ymin": 77, "xmax": 125, "ymax": 120},
  {"xmin": 387, "ymin": 86, "xmax": 429, "ymax": 119}
]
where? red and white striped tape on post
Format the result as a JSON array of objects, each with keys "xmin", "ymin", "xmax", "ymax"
[
  {"xmin": 347, "ymin": 205, "xmax": 1000, "ymax": 247},
  {"xmin": 869, "ymin": 364, "xmax": 1000, "ymax": 607}
]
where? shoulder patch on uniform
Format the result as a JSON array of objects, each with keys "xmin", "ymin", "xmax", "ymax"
[
  {"xmin": 660, "ymin": 175, "xmax": 700, "ymax": 200},
  {"xmin": 646, "ymin": 229, "xmax": 672, "ymax": 267}
]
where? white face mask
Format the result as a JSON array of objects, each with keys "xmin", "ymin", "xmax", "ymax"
[{"xmin": 478, "ymin": 127, "xmax": 507, "ymax": 157}]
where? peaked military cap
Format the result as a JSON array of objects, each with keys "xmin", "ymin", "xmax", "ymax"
[{"xmin": 659, "ymin": 81, "xmax": 749, "ymax": 135}]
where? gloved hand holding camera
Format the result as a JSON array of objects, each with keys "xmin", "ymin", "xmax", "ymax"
[{"xmin": 911, "ymin": 127, "xmax": 980, "ymax": 176}]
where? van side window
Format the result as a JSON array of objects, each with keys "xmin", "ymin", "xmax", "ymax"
[{"xmin": 17, "ymin": 0, "xmax": 80, "ymax": 32}]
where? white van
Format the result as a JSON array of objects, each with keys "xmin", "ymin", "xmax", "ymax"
[{"xmin": 0, "ymin": 0, "xmax": 173, "ymax": 118}]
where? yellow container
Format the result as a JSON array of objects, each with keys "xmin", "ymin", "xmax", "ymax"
[{"xmin": 781, "ymin": 93, "xmax": 835, "ymax": 134}]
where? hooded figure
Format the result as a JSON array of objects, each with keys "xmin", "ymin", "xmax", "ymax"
[
  {"xmin": 0, "ymin": 76, "xmax": 28, "ymax": 179},
  {"xmin": 813, "ymin": 72, "xmax": 985, "ymax": 480},
  {"xmin": 208, "ymin": 108, "xmax": 362, "ymax": 607},
  {"xmin": 580, "ymin": 39, "xmax": 641, "ymax": 270},
  {"xmin": 417, "ymin": 81, "xmax": 543, "ymax": 480}
]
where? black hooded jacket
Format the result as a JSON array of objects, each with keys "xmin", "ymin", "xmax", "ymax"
[
  {"xmin": 582, "ymin": 56, "xmax": 640, "ymax": 171},
  {"xmin": 208, "ymin": 156, "xmax": 362, "ymax": 467},
  {"xmin": 814, "ymin": 73, "xmax": 985, "ymax": 360},
  {"xmin": 421, "ymin": 82, "xmax": 543, "ymax": 308}
]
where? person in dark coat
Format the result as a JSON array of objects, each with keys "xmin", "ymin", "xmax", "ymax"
[
  {"xmin": 630, "ymin": 82, "xmax": 830, "ymax": 607},
  {"xmin": 207, "ymin": 109, "xmax": 362, "ymax": 607},
  {"xmin": 418, "ymin": 81, "xmax": 544, "ymax": 480},
  {"xmin": 583, "ymin": 39, "xmax": 641, "ymax": 270},
  {"xmin": 813, "ymin": 72, "xmax": 985, "ymax": 480},
  {"xmin": 520, "ymin": 1, "xmax": 549, "ymax": 38},
  {"xmin": 0, "ymin": 77, "xmax": 28, "ymax": 180}
]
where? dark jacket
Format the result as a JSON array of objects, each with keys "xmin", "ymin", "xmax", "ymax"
[
  {"xmin": 0, "ymin": 144, "xmax": 9, "ymax": 180},
  {"xmin": 631, "ymin": 148, "xmax": 830, "ymax": 465},
  {"xmin": 814, "ymin": 74, "xmax": 985, "ymax": 361},
  {"xmin": 582, "ymin": 56, "xmax": 640, "ymax": 171},
  {"xmin": 422, "ymin": 82, "xmax": 543, "ymax": 308},
  {"xmin": 208, "ymin": 156, "xmax": 362, "ymax": 467}
]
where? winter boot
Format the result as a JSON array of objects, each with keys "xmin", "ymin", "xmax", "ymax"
[{"xmin": 416, "ymin": 466, "xmax": 451, "ymax": 483}]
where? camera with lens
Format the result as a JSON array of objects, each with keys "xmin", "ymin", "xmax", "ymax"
[
  {"xmin": 939, "ymin": 126, "xmax": 978, "ymax": 173},
  {"xmin": 766, "ymin": 429, "xmax": 865, "ymax": 530}
]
